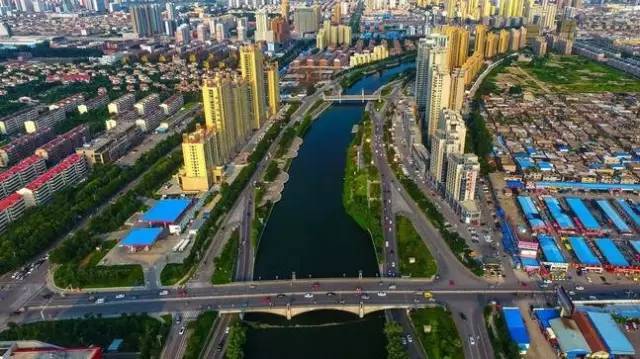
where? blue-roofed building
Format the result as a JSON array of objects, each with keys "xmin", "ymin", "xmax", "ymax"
[
  {"xmin": 565, "ymin": 197, "xmax": 601, "ymax": 232},
  {"xmin": 569, "ymin": 236, "xmax": 601, "ymax": 267},
  {"xmin": 549, "ymin": 318, "xmax": 591, "ymax": 359},
  {"xmin": 596, "ymin": 199, "xmax": 631, "ymax": 233},
  {"xmin": 502, "ymin": 307, "xmax": 530, "ymax": 354},
  {"xmin": 586, "ymin": 311, "xmax": 635, "ymax": 356},
  {"xmin": 515, "ymin": 156, "xmax": 535, "ymax": 171},
  {"xmin": 517, "ymin": 196, "xmax": 546, "ymax": 231},
  {"xmin": 535, "ymin": 181, "xmax": 640, "ymax": 192},
  {"xmin": 142, "ymin": 199, "xmax": 192, "ymax": 225},
  {"xmin": 538, "ymin": 234, "xmax": 567, "ymax": 268},
  {"xmin": 533, "ymin": 308, "xmax": 560, "ymax": 329},
  {"xmin": 616, "ymin": 199, "xmax": 640, "ymax": 230},
  {"xmin": 594, "ymin": 238, "xmax": 629, "ymax": 267},
  {"xmin": 120, "ymin": 227, "xmax": 164, "ymax": 250},
  {"xmin": 543, "ymin": 197, "xmax": 575, "ymax": 231},
  {"xmin": 537, "ymin": 161, "xmax": 554, "ymax": 171}
]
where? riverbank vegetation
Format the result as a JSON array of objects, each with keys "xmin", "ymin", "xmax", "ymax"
[
  {"xmin": 384, "ymin": 322, "xmax": 409, "ymax": 359},
  {"xmin": 410, "ymin": 308, "xmax": 463, "ymax": 359},
  {"xmin": 343, "ymin": 113, "xmax": 384, "ymax": 263},
  {"xmin": 184, "ymin": 311, "xmax": 218, "ymax": 359},
  {"xmin": 0, "ymin": 314, "xmax": 170, "ymax": 358},
  {"xmin": 226, "ymin": 321, "xmax": 248, "ymax": 359},
  {"xmin": 395, "ymin": 215, "xmax": 437, "ymax": 278},
  {"xmin": 337, "ymin": 51, "xmax": 417, "ymax": 88},
  {"xmin": 484, "ymin": 305, "xmax": 520, "ymax": 359},
  {"xmin": 211, "ymin": 229, "xmax": 240, "ymax": 284}
]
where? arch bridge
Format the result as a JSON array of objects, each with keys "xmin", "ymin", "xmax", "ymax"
[{"xmin": 220, "ymin": 302, "xmax": 424, "ymax": 320}]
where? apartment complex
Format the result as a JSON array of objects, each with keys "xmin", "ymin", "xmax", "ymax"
[
  {"xmin": 35, "ymin": 124, "xmax": 90, "ymax": 166},
  {"xmin": 265, "ymin": 61, "xmax": 280, "ymax": 118},
  {"xmin": 429, "ymin": 110, "xmax": 466, "ymax": 183},
  {"xmin": 0, "ymin": 155, "xmax": 47, "ymax": 200},
  {"xmin": 180, "ymin": 125, "xmax": 219, "ymax": 192},
  {"xmin": 108, "ymin": 93, "xmax": 136, "ymax": 114},
  {"xmin": 0, "ymin": 193, "xmax": 26, "ymax": 234},
  {"xmin": 76, "ymin": 121, "xmax": 144, "ymax": 165},
  {"xmin": 0, "ymin": 107, "xmax": 38, "ymax": 135},
  {"xmin": 0, "ymin": 127, "xmax": 53, "ymax": 167},
  {"xmin": 18, "ymin": 153, "xmax": 88, "ymax": 207}
]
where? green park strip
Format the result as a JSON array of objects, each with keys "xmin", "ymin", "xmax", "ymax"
[
  {"xmin": 343, "ymin": 113, "xmax": 384, "ymax": 263},
  {"xmin": 484, "ymin": 305, "xmax": 520, "ymax": 359},
  {"xmin": 161, "ymin": 104, "xmax": 298, "ymax": 285},
  {"xmin": 183, "ymin": 311, "xmax": 219, "ymax": 359},
  {"xmin": 384, "ymin": 322, "xmax": 409, "ymax": 359},
  {"xmin": 225, "ymin": 321, "xmax": 248, "ymax": 359},
  {"xmin": 0, "ymin": 314, "xmax": 171, "ymax": 359},
  {"xmin": 395, "ymin": 215, "xmax": 437, "ymax": 278},
  {"xmin": 410, "ymin": 308, "xmax": 464, "ymax": 359},
  {"xmin": 211, "ymin": 229, "xmax": 240, "ymax": 284},
  {"xmin": 382, "ymin": 107, "xmax": 484, "ymax": 276}
]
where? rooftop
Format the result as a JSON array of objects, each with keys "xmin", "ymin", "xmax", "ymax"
[
  {"xmin": 586, "ymin": 311, "xmax": 635, "ymax": 355},
  {"xmin": 120, "ymin": 227, "xmax": 164, "ymax": 247},
  {"xmin": 549, "ymin": 317, "xmax": 591, "ymax": 356},
  {"xmin": 142, "ymin": 198, "xmax": 191, "ymax": 223}
]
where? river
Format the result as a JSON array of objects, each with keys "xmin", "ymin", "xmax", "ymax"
[{"xmin": 245, "ymin": 62, "xmax": 415, "ymax": 359}]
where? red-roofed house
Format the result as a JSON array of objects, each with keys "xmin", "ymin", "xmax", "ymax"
[
  {"xmin": 18, "ymin": 154, "xmax": 88, "ymax": 207},
  {"xmin": 0, "ymin": 155, "xmax": 46, "ymax": 200},
  {"xmin": 0, "ymin": 193, "xmax": 25, "ymax": 233}
]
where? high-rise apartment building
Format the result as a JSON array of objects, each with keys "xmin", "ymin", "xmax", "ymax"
[
  {"xmin": 239, "ymin": 44, "xmax": 267, "ymax": 129},
  {"xmin": 485, "ymin": 31, "xmax": 499, "ymax": 58},
  {"xmin": 130, "ymin": 4, "xmax": 163, "ymax": 36},
  {"xmin": 498, "ymin": 29, "xmax": 510, "ymax": 54},
  {"xmin": 429, "ymin": 109, "xmax": 466, "ymax": 183},
  {"xmin": 255, "ymin": 9, "xmax": 269, "ymax": 41},
  {"xmin": 443, "ymin": 26, "xmax": 470, "ymax": 72},
  {"xmin": 281, "ymin": 0, "xmax": 289, "ymax": 20},
  {"xmin": 446, "ymin": 153, "xmax": 479, "ymax": 202},
  {"xmin": 414, "ymin": 34, "xmax": 448, "ymax": 114},
  {"xmin": 474, "ymin": 24, "xmax": 487, "ymax": 57},
  {"xmin": 180, "ymin": 125, "xmax": 218, "ymax": 192},
  {"xmin": 425, "ymin": 69, "xmax": 451, "ymax": 147},
  {"xmin": 265, "ymin": 61, "xmax": 280, "ymax": 118},
  {"xmin": 294, "ymin": 6, "xmax": 319, "ymax": 34},
  {"xmin": 176, "ymin": 24, "xmax": 191, "ymax": 44},
  {"xmin": 449, "ymin": 68, "xmax": 465, "ymax": 112}
]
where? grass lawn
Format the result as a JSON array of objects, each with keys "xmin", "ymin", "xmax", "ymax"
[
  {"xmin": 410, "ymin": 307, "xmax": 463, "ymax": 359},
  {"xmin": 522, "ymin": 54, "xmax": 640, "ymax": 93},
  {"xmin": 395, "ymin": 215, "xmax": 437, "ymax": 278},
  {"xmin": 211, "ymin": 229, "xmax": 239, "ymax": 284}
]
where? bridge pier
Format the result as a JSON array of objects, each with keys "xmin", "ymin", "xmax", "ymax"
[
  {"xmin": 286, "ymin": 303, "xmax": 292, "ymax": 320},
  {"xmin": 359, "ymin": 302, "xmax": 364, "ymax": 318}
]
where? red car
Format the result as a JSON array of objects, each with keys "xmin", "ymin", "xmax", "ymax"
[
  {"xmin": 262, "ymin": 296, "xmax": 272, "ymax": 304},
  {"xmin": 312, "ymin": 282, "xmax": 321, "ymax": 290},
  {"xmin": 355, "ymin": 287, "xmax": 362, "ymax": 294},
  {"xmin": 449, "ymin": 280, "xmax": 455, "ymax": 286}
]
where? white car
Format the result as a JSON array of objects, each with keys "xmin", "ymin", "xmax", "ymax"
[
  {"xmin": 469, "ymin": 336, "xmax": 476, "ymax": 345},
  {"xmin": 377, "ymin": 291, "xmax": 387, "ymax": 297},
  {"xmin": 179, "ymin": 326, "xmax": 185, "ymax": 335},
  {"xmin": 575, "ymin": 286, "xmax": 585, "ymax": 291},
  {"xmin": 304, "ymin": 293, "xmax": 314, "ymax": 299}
]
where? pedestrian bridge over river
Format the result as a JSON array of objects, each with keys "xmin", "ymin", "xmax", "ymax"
[{"xmin": 322, "ymin": 90, "xmax": 381, "ymax": 103}]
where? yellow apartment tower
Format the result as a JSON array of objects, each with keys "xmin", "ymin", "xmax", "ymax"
[
  {"xmin": 239, "ymin": 44, "xmax": 267, "ymax": 129},
  {"xmin": 265, "ymin": 61, "xmax": 280, "ymax": 118}
]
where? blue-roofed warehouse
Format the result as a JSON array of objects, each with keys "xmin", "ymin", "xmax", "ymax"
[
  {"xmin": 538, "ymin": 234, "xmax": 567, "ymax": 266},
  {"xmin": 120, "ymin": 227, "xmax": 164, "ymax": 250},
  {"xmin": 543, "ymin": 197, "xmax": 575, "ymax": 231},
  {"xmin": 616, "ymin": 199, "xmax": 640, "ymax": 230},
  {"xmin": 586, "ymin": 311, "xmax": 635, "ymax": 356},
  {"xmin": 565, "ymin": 197, "xmax": 601, "ymax": 233},
  {"xmin": 595, "ymin": 199, "xmax": 631, "ymax": 233},
  {"xmin": 569, "ymin": 236, "xmax": 601, "ymax": 267},
  {"xmin": 142, "ymin": 199, "xmax": 192, "ymax": 226},
  {"xmin": 502, "ymin": 307, "xmax": 530, "ymax": 354},
  {"xmin": 549, "ymin": 318, "xmax": 591, "ymax": 359},
  {"xmin": 533, "ymin": 308, "xmax": 560, "ymax": 329},
  {"xmin": 595, "ymin": 238, "xmax": 629, "ymax": 267},
  {"xmin": 517, "ymin": 196, "xmax": 546, "ymax": 231},
  {"xmin": 535, "ymin": 181, "xmax": 640, "ymax": 192}
]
